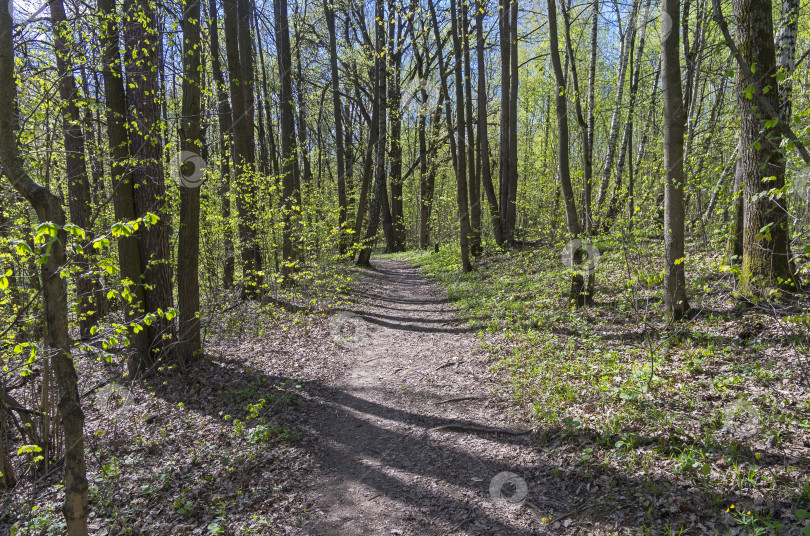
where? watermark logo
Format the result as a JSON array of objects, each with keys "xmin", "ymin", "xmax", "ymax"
[
  {"xmin": 721, "ymin": 399, "xmax": 760, "ymax": 439},
  {"xmin": 659, "ymin": 10, "xmax": 674, "ymax": 42},
  {"xmin": 561, "ymin": 238, "xmax": 600, "ymax": 275},
  {"xmin": 170, "ymin": 150, "xmax": 206, "ymax": 188},
  {"xmin": 328, "ymin": 310, "xmax": 368, "ymax": 345},
  {"xmin": 402, "ymin": 77, "xmax": 440, "ymax": 114},
  {"xmin": 95, "ymin": 382, "xmax": 135, "ymax": 417},
  {"xmin": 489, "ymin": 471, "xmax": 528, "ymax": 506},
  {"xmin": 794, "ymin": 165, "xmax": 810, "ymax": 202}
]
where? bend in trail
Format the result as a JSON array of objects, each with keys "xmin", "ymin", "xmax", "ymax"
[{"xmin": 291, "ymin": 259, "xmax": 567, "ymax": 535}]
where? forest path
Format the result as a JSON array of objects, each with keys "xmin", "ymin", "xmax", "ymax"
[{"xmin": 291, "ymin": 259, "xmax": 563, "ymax": 535}]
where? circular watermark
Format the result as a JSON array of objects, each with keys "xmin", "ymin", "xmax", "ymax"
[
  {"xmin": 170, "ymin": 150, "xmax": 206, "ymax": 188},
  {"xmin": 793, "ymin": 166, "xmax": 810, "ymax": 202},
  {"xmin": 402, "ymin": 77, "xmax": 440, "ymax": 114},
  {"xmin": 328, "ymin": 311, "xmax": 368, "ymax": 345},
  {"xmin": 561, "ymin": 239, "xmax": 600, "ymax": 275},
  {"xmin": 489, "ymin": 471, "xmax": 528, "ymax": 506},
  {"xmin": 659, "ymin": 10, "xmax": 674, "ymax": 42},
  {"xmin": 720, "ymin": 399, "xmax": 760, "ymax": 440},
  {"xmin": 95, "ymin": 382, "xmax": 135, "ymax": 417}
]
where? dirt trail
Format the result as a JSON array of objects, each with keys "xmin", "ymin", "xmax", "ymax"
[{"xmin": 291, "ymin": 259, "xmax": 567, "ymax": 535}]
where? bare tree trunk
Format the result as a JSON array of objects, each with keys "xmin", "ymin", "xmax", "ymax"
[
  {"xmin": 507, "ymin": 0, "xmax": 518, "ymax": 239},
  {"xmin": 477, "ymin": 0, "xmax": 502, "ymax": 246},
  {"xmin": 498, "ymin": 0, "xmax": 512, "ymax": 240},
  {"xmin": 776, "ymin": 0, "xmax": 799, "ymax": 122},
  {"xmin": 208, "ymin": 0, "xmax": 235, "ymax": 289},
  {"xmin": 124, "ymin": 0, "xmax": 175, "ymax": 358},
  {"xmin": 462, "ymin": 1, "xmax": 480, "ymax": 255},
  {"xmin": 388, "ymin": 1, "xmax": 406, "ymax": 252},
  {"xmin": 274, "ymin": 0, "xmax": 299, "ymax": 281},
  {"xmin": 50, "ymin": 0, "xmax": 99, "ymax": 340},
  {"xmin": 0, "ymin": 8, "xmax": 88, "ymax": 532},
  {"xmin": 357, "ymin": 0, "xmax": 388, "ymax": 266},
  {"xmin": 732, "ymin": 0, "xmax": 794, "ymax": 291},
  {"xmin": 325, "ymin": 0, "xmax": 348, "ymax": 253},
  {"xmin": 428, "ymin": 0, "xmax": 472, "ymax": 271},
  {"xmin": 595, "ymin": 0, "xmax": 637, "ymax": 212},
  {"xmin": 224, "ymin": 0, "xmax": 262, "ymax": 295},
  {"xmin": 585, "ymin": 0, "xmax": 599, "ymax": 233},
  {"xmin": 450, "ymin": 0, "xmax": 473, "ymax": 270},
  {"xmin": 177, "ymin": 0, "xmax": 202, "ymax": 364},
  {"xmin": 547, "ymin": 0, "xmax": 590, "ymax": 306},
  {"xmin": 661, "ymin": 0, "xmax": 690, "ymax": 318},
  {"xmin": 98, "ymin": 0, "xmax": 150, "ymax": 371},
  {"xmin": 602, "ymin": 0, "xmax": 652, "ymax": 232}
]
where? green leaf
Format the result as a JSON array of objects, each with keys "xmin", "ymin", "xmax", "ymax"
[
  {"xmin": 17, "ymin": 444, "xmax": 42, "ymax": 456},
  {"xmin": 0, "ymin": 276, "xmax": 7, "ymax": 290}
]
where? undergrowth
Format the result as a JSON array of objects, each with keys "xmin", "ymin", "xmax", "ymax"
[{"xmin": 394, "ymin": 235, "xmax": 810, "ymax": 534}]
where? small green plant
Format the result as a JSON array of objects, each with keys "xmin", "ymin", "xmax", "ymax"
[{"xmin": 173, "ymin": 490, "xmax": 195, "ymax": 517}]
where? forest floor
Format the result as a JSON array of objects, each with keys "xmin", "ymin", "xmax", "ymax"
[{"xmin": 5, "ymin": 251, "xmax": 810, "ymax": 535}]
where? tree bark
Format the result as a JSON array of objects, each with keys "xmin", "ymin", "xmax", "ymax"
[
  {"xmin": 50, "ymin": 0, "xmax": 99, "ymax": 340},
  {"xmin": 547, "ymin": 0, "xmax": 591, "ymax": 306},
  {"xmin": 462, "ymin": 1, "xmax": 480, "ymax": 255},
  {"xmin": 732, "ymin": 0, "xmax": 794, "ymax": 291},
  {"xmin": 357, "ymin": 0, "xmax": 388, "ymax": 266},
  {"xmin": 274, "ymin": 0, "xmax": 299, "ymax": 281},
  {"xmin": 123, "ymin": 0, "xmax": 175, "ymax": 358},
  {"xmin": 476, "ymin": 0, "xmax": 502, "ymax": 246},
  {"xmin": 325, "ymin": 0, "xmax": 348, "ymax": 253},
  {"xmin": 0, "ymin": 7, "xmax": 88, "ymax": 532},
  {"xmin": 224, "ymin": 0, "xmax": 262, "ymax": 295},
  {"xmin": 595, "ymin": 0, "xmax": 637, "ymax": 213},
  {"xmin": 208, "ymin": 0, "xmax": 235, "ymax": 289},
  {"xmin": 661, "ymin": 0, "xmax": 690, "ymax": 318},
  {"xmin": 177, "ymin": 0, "xmax": 202, "ymax": 364},
  {"xmin": 98, "ymin": 0, "xmax": 151, "ymax": 371}
]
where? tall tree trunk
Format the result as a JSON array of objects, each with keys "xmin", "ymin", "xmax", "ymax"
[
  {"xmin": 661, "ymin": 0, "xmax": 690, "ymax": 318},
  {"xmin": 428, "ymin": 0, "xmax": 472, "ymax": 271},
  {"xmin": 0, "ymin": 7, "xmax": 88, "ymax": 532},
  {"xmin": 353, "ymin": 88, "xmax": 379, "ymax": 246},
  {"xmin": 98, "ymin": 0, "xmax": 150, "ymax": 371},
  {"xmin": 388, "ymin": 2, "xmax": 406, "ymax": 252},
  {"xmin": 50, "ymin": 0, "xmax": 99, "ymax": 340},
  {"xmin": 603, "ymin": 0, "xmax": 652, "ymax": 232},
  {"xmin": 561, "ymin": 0, "xmax": 590, "ymax": 233},
  {"xmin": 325, "ymin": 0, "xmax": 348, "ymax": 253},
  {"xmin": 450, "ymin": 0, "xmax": 473, "ymax": 270},
  {"xmin": 224, "ymin": 0, "xmax": 262, "ymax": 295},
  {"xmin": 498, "ymin": 0, "xmax": 512, "ymax": 240},
  {"xmin": 477, "ymin": 0, "xmax": 502, "ymax": 246},
  {"xmin": 208, "ymin": 0, "xmax": 235, "ymax": 289},
  {"xmin": 275, "ymin": 0, "xmax": 300, "ymax": 281},
  {"xmin": 295, "ymin": 41, "xmax": 314, "ymax": 188},
  {"xmin": 732, "ymin": 0, "xmax": 793, "ymax": 291},
  {"xmin": 595, "ymin": 1, "xmax": 637, "ymax": 212},
  {"xmin": 124, "ymin": 0, "xmax": 175, "ymax": 357},
  {"xmin": 776, "ymin": 0, "xmax": 798, "ymax": 122},
  {"xmin": 585, "ymin": 0, "xmax": 599, "ymax": 233},
  {"xmin": 462, "ymin": 1, "xmax": 480, "ymax": 254},
  {"xmin": 177, "ymin": 0, "xmax": 202, "ymax": 364},
  {"xmin": 507, "ymin": 0, "xmax": 518, "ymax": 238},
  {"xmin": 357, "ymin": 0, "xmax": 388, "ymax": 266},
  {"xmin": 547, "ymin": 0, "xmax": 590, "ymax": 306}
]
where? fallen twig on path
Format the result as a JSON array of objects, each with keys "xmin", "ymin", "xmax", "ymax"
[
  {"xmin": 428, "ymin": 423, "xmax": 531, "ymax": 435},
  {"xmin": 436, "ymin": 396, "xmax": 481, "ymax": 405}
]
